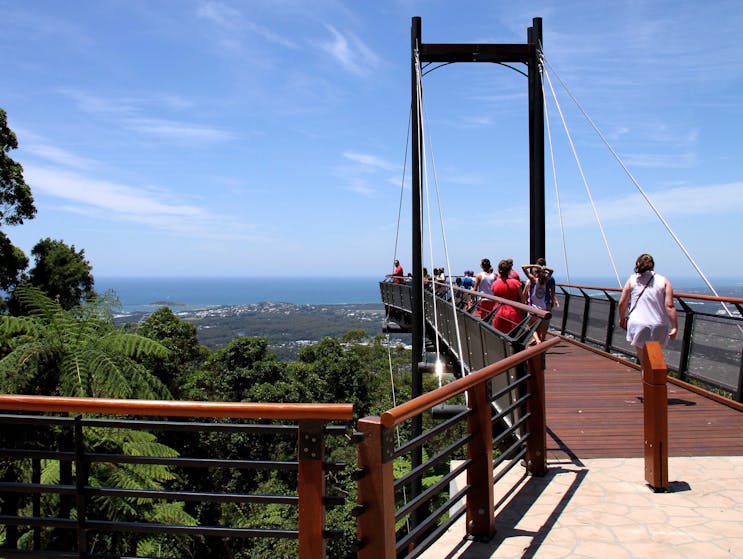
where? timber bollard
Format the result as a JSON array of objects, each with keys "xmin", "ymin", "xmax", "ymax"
[{"xmin": 642, "ymin": 342, "xmax": 668, "ymax": 491}]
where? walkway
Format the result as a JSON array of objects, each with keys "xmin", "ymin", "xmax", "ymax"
[
  {"xmin": 419, "ymin": 340, "xmax": 743, "ymax": 558},
  {"xmin": 420, "ymin": 456, "xmax": 743, "ymax": 558}
]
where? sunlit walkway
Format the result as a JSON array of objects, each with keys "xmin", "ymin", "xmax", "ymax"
[
  {"xmin": 419, "ymin": 340, "xmax": 743, "ymax": 558},
  {"xmin": 420, "ymin": 455, "xmax": 743, "ymax": 558}
]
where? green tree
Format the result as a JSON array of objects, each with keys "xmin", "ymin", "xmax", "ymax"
[
  {"xmin": 0, "ymin": 108, "xmax": 36, "ymax": 226},
  {"xmin": 27, "ymin": 237, "xmax": 95, "ymax": 311},
  {"xmin": 0, "ymin": 230, "xmax": 29, "ymax": 292},
  {"xmin": 0, "ymin": 108, "xmax": 36, "ymax": 297},
  {"xmin": 137, "ymin": 307, "xmax": 209, "ymax": 397}
]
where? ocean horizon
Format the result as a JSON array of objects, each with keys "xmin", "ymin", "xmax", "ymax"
[{"xmin": 95, "ymin": 276, "xmax": 743, "ymax": 314}]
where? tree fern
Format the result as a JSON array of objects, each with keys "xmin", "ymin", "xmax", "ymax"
[{"xmin": 0, "ymin": 285, "xmax": 171, "ymax": 399}]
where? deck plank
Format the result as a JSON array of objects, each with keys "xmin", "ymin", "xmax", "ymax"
[{"xmin": 545, "ymin": 340, "xmax": 743, "ymax": 459}]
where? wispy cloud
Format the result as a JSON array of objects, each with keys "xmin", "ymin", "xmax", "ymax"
[
  {"xmin": 318, "ymin": 24, "xmax": 380, "ymax": 77},
  {"xmin": 556, "ymin": 182, "xmax": 743, "ymax": 228},
  {"xmin": 60, "ymin": 89, "xmax": 232, "ymax": 143},
  {"xmin": 196, "ymin": 1, "xmax": 297, "ymax": 49},
  {"xmin": 343, "ymin": 151, "xmax": 398, "ymax": 172},
  {"xmin": 23, "ymin": 144, "xmax": 97, "ymax": 170},
  {"xmin": 25, "ymin": 166, "xmax": 256, "ymax": 240},
  {"xmin": 125, "ymin": 118, "xmax": 233, "ymax": 142}
]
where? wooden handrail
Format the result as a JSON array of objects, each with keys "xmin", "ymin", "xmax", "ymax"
[
  {"xmin": 558, "ymin": 282, "xmax": 743, "ymax": 304},
  {"xmin": 0, "ymin": 394, "xmax": 354, "ymax": 421},
  {"xmin": 430, "ymin": 280, "xmax": 552, "ymax": 319},
  {"xmin": 380, "ymin": 336, "xmax": 560, "ymax": 428}
]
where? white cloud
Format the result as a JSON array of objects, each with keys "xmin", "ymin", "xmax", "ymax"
[
  {"xmin": 197, "ymin": 1, "xmax": 297, "ymax": 49},
  {"xmin": 343, "ymin": 151, "xmax": 398, "ymax": 171},
  {"xmin": 25, "ymin": 166, "xmax": 257, "ymax": 240},
  {"xmin": 125, "ymin": 118, "xmax": 233, "ymax": 142},
  {"xmin": 24, "ymin": 144, "xmax": 97, "ymax": 170},
  {"xmin": 60, "ymin": 89, "xmax": 232, "ymax": 143},
  {"xmin": 555, "ymin": 182, "xmax": 743, "ymax": 228},
  {"xmin": 319, "ymin": 24, "xmax": 380, "ymax": 77}
]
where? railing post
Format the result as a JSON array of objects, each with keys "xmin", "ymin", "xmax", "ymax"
[
  {"xmin": 642, "ymin": 342, "xmax": 669, "ymax": 492},
  {"xmin": 605, "ymin": 292, "xmax": 617, "ymax": 352},
  {"xmin": 525, "ymin": 355, "xmax": 547, "ymax": 476},
  {"xmin": 298, "ymin": 420, "xmax": 326, "ymax": 559},
  {"xmin": 356, "ymin": 417, "xmax": 396, "ymax": 559},
  {"xmin": 676, "ymin": 300, "xmax": 695, "ymax": 383},
  {"xmin": 465, "ymin": 382, "xmax": 495, "ymax": 540},
  {"xmin": 73, "ymin": 416, "xmax": 89, "ymax": 558},
  {"xmin": 579, "ymin": 289, "xmax": 591, "ymax": 343},
  {"xmin": 559, "ymin": 288, "xmax": 570, "ymax": 335}
]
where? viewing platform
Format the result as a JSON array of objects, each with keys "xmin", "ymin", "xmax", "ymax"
[{"xmin": 420, "ymin": 339, "xmax": 743, "ymax": 558}]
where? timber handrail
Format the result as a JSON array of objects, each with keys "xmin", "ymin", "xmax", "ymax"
[
  {"xmin": 381, "ymin": 336, "xmax": 560, "ymax": 428},
  {"xmin": 431, "ymin": 280, "xmax": 552, "ymax": 319},
  {"xmin": 558, "ymin": 282, "xmax": 743, "ymax": 304},
  {"xmin": 0, "ymin": 394, "xmax": 354, "ymax": 420}
]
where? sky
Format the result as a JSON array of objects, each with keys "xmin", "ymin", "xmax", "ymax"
[{"xmin": 2, "ymin": 0, "xmax": 742, "ymax": 287}]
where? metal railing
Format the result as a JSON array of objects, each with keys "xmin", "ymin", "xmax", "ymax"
[
  {"xmin": 355, "ymin": 337, "xmax": 558, "ymax": 558},
  {"xmin": 551, "ymin": 284, "xmax": 743, "ymax": 402},
  {"xmin": 0, "ymin": 396, "xmax": 354, "ymax": 559}
]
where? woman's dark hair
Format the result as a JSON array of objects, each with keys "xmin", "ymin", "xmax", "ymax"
[
  {"xmin": 498, "ymin": 258, "xmax": 512, "ymax": 278},
  {"xmin": 634, "ymin": 253, "xmax": 655, "ymax": 274},
  {"xmin": 480, "ymin": 258, "xmax": 493, "ymax": 273}
]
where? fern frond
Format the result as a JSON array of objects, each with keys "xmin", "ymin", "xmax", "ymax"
[
  {"xmin": 99, "ymin": 332, "xmax": 170, "ymax": 359},
  {"xmin": 41, "ymin": 459, "xmax": 60, "ymax": 485},
  {"xmin": 0, "ymin": 315, "xmax": 44, "ymax": 338}
]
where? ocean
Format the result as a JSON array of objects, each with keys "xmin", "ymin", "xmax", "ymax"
[
  {"xmin": 95, "ymin": 277, "xmax": 383, "ymax": 312},
  {"xmin": 95, "ymin": 276, "xmax": 742, "ymax": 314}
]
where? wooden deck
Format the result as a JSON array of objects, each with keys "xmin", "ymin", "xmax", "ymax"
[{"xmin": 545, "ymin": 339, "xmax": 743, "ymax": 459}]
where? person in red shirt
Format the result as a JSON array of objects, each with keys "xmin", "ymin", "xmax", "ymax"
[
  {"xmin": 491, "ymin": 259, "xmax": 524, "ymax": 334},
  {"xmin": 388, "ymin": 259, "xmax": 404, "ymax": 284}
]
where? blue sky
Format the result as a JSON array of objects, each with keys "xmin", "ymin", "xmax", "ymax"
[{"xmin": 2, "ymin": 1, "xmax": 741, "ymax": 287}]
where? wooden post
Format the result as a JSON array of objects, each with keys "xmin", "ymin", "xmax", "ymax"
[
  {"xmin": 356, "ymin": 417, "xmax": 396, "ymax": 559},
  {"xmin": 642, "ymin": 342, "xmax": 669, "ymax": 491},
  {"xmin": 298, "ymin": 420, "xmax": 326, "ymax": 559},
  {"xmin": 465, "ymin": 382, "xmax": 495, "ymax": 540},
  {"xmin": 525, "ymin": 355, "xmax": 548, "ymax": 476}
]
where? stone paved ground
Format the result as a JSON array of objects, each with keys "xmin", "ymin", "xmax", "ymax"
[{"xmin": 418, "ymin": 456, "xmax": 743, "ymax": 559}]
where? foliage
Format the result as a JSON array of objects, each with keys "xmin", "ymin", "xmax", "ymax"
[
  {"xmin": 0, "ymin": 230, "xmax": 28, "ymax": 292},
  {"xmin": 0, "ymin": 108, "xmax": 35, "ymax": 297},
  {"xmin": 0, "ymin": 108, "xmax": 36, "ymax": 226},
  {"xmin": 0, "ymin": 284, "xmax": 170, "ymax": 398},
  {"xmin": 137, "ymin": 307, "xmax": 209, "ymax": 397},
  {"xmin": 26, "ymin": 237, "xmax": 95, "ymax": 310}
]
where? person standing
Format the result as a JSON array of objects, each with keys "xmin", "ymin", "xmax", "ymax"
[
  {"xmin": 473, "ymin": 258, "xmax": 496, "ymax": 319},
  {"xmin": 491, "ymin": 259, "xmax": 524, "ymax": 334},
  {"xmin": 618, "ymin": 253, "xmax": 678, "ymax": 367},
  {"xmin": 521, "ymin": 262, "xmax": 554, "ymax": 341},
  {"xmin": 388, "ymin": 259, "xmax": 404, "ymax": 284}
]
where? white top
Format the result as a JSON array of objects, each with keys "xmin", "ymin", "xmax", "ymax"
[
  {"xmin": 626, "ymin": 271, "xmax": 670, "ymax": 347},
  {"xmin": 476, "ymin": 272, "xmax": 495, "ymax": 295}
]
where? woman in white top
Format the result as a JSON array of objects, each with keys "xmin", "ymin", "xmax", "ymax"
[
  {"xmin": 618, "ymin": 253, "xmax": 678, "ymax": 367},
  {"xmin": 472, "ymin": 258, "xmax": 496, "ymax": 319}
]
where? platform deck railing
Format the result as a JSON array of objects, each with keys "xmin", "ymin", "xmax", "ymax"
[
  {"xmin": 355, "ymin": 337, "xmax": 558, "ymax": 558},
  {"xmin": 552, "ymin": 284, "xmax": 743, "ymax": 402},
  {"xmin": 0, "ymin": 396, "xmax": 353, "ymax": 559}
]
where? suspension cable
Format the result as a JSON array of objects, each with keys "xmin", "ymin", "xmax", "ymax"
[
  {"xmin": 542, "ymin": 54, "xmax": 733, "ymax": 316},
  {"xmin": 420, "ymin": 86, "xmax": 467, "ymax": 380},
  {"xmin": 540, "ymin": 64, "xmax": 572, "ymax": 286},
  {"xmin": 542, "ymin": 64, "xmax": 622, "ymax": 287},
  {"xmin": 416, "ymin": 51, "xmax": 444, "ymax": 388}
]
